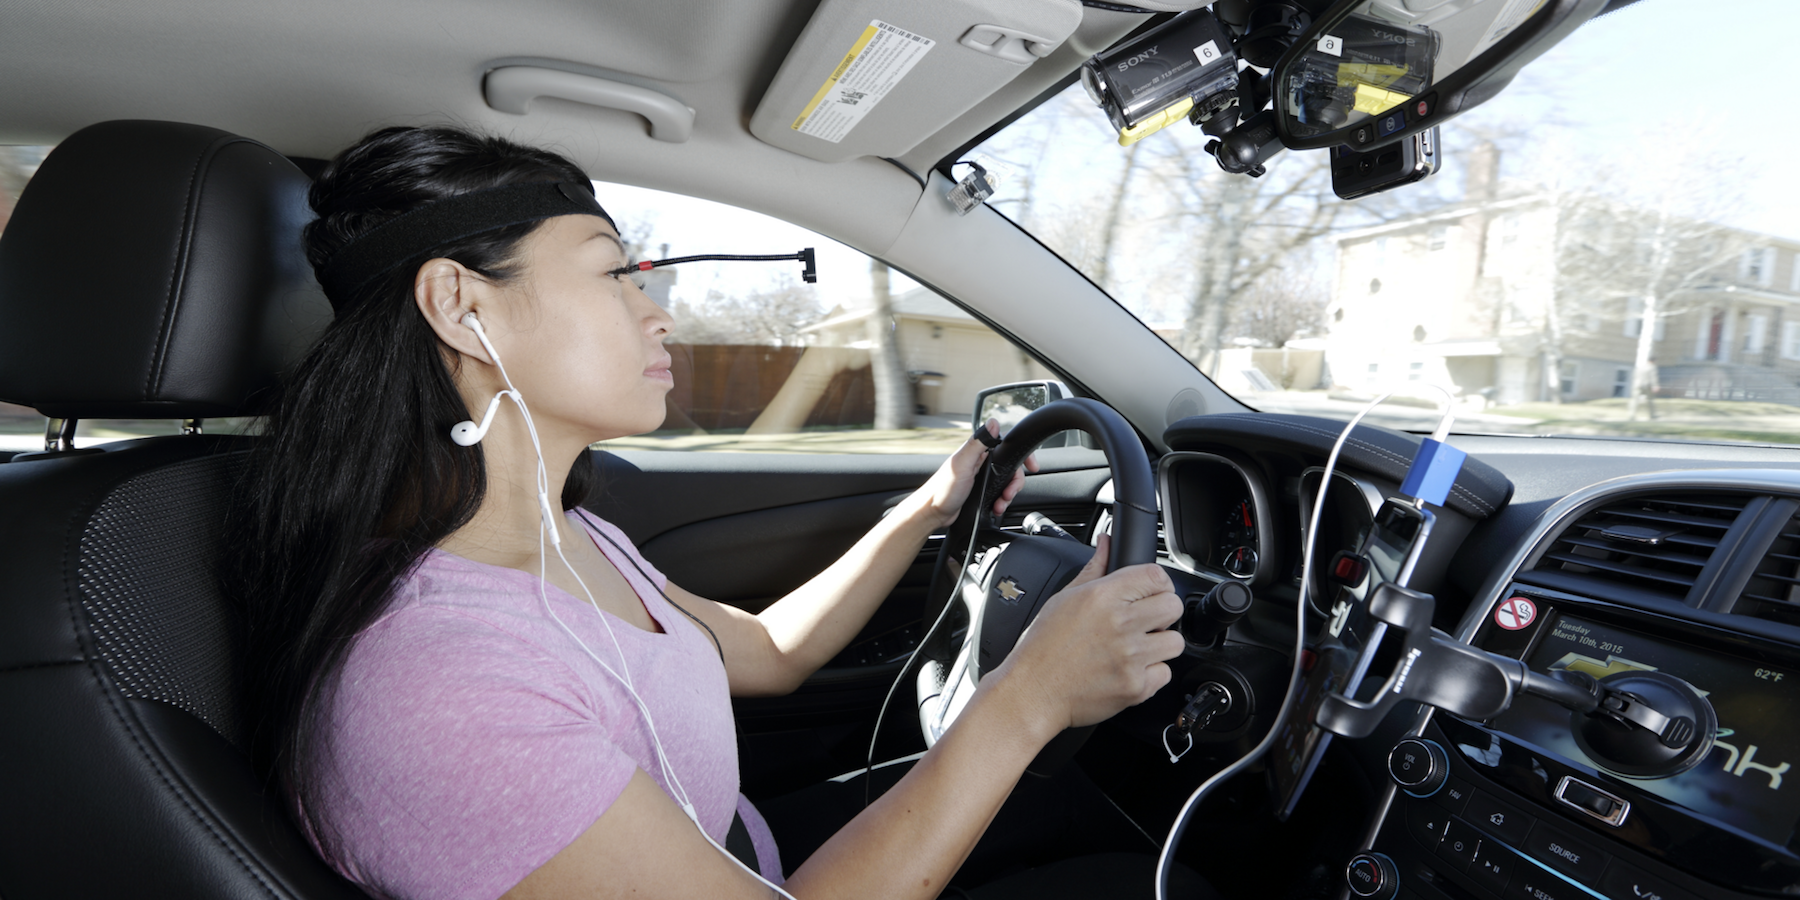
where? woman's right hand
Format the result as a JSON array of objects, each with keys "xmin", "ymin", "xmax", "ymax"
[{"xmin": 990, "ymin": 534, "xmax": 1186, "ymax": 736}]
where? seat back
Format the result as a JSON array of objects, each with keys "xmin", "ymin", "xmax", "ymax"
[{"xmin": 0, "ymin": 120, "xmax": 356, "ymax": 899}]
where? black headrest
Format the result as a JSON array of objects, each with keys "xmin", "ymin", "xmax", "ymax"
[{"xmin": 0, "ymin": 120, "xmax": 331, "ymax": 419}]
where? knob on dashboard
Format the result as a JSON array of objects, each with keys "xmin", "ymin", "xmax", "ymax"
[
  {"xmin": 1387, "ymin": 737, "xmax": 1449, "ymax": 797},
  {"xmin": 1345, "ymin": 852, "xmax": 1399, "ymax": 899}
]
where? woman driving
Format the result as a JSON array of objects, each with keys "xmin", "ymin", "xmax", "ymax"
[{"xmin": 235, "ymin": 125, "xmax": 1193, "ymax": 900}]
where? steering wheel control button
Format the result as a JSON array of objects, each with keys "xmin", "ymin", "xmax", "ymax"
[
  {"xmin": 1598, "ymin": 861, "xmax": 1701, "ymax": 900},
  {"xmin": 1436, "ymin": 818, "xmax": 1482, "ymax": 872},
  {"xmin": 1553, "ymin": 776, "xmax": 1630, "ymax": 827},
  {"xmin": 1406, "ymin": 802, "xmax": 1448, "ymax": 851},
  {"xmin": 1430, "ymin": 775, "xmax": 1473, "ymax": 814},
  {"xmin": 1389, "ymin": 738, "xmax": 1449, "ymax": 797},
  {"xmin": 1523, "ymin": 821, "xmax": 1608, "ymax": 884},
  {"xmin": 1468, "ymin": 841, "xmax": 1515, "ymax": 895},
  {"xmin": 1463, "ymin": 790, "xmax": 1534, "ymax": 846},
  {"xmin": 1344, "ymin": 852, "xmax": 1399, "ymax": 899}
]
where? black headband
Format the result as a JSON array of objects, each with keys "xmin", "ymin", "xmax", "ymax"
[{"xmin": 315, "ymin": 181, "xmax": 617, "ymax": 305}]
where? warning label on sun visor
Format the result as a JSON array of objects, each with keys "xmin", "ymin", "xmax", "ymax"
[{"xmin": 791, "ymin": 20, "xmax": 935, "ymax": 144}]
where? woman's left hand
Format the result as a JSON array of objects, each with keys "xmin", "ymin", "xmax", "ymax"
[{"xmin": 904, "ymin": 419, "xmax": 1037, "ymax": 530}]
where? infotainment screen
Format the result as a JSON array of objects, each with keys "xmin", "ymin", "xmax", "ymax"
[{"xmin": 1490, "ymin": 614, "xmax": 1800, "ymax": 850}]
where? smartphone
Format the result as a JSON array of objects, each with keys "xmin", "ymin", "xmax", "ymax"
[
  {"xmin": 1331, "ymin": 126, "xmax": 1440, "ymax": 201},
  {"xmin": 1270, "ymin": 498, "xmax": 1435, "ymax": 819}
]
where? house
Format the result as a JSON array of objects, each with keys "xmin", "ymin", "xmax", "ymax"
[
  {"xmin": 1323, "ymin": 156, "xmax": 1800, "ymax": 406},
  {"xmin": 801, "ymin": 285, "xmax": 1055, "ymax": 420}
]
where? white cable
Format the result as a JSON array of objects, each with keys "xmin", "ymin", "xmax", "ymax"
[
  {"xmin": 862, "ymin": 466, "xmax": 992, "ymax": 807},
  {"xmin": 1153, "ymin": 392, "xmax": 1457, "ymax": 899},
  {"xmin": 472, "ymin": 322, "xmax": 795, "ymax": 898}
]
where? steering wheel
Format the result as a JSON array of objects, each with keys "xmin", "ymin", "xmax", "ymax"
[{"xmin": 914, "ymin": 398, "xmax": 1159, "ymax": 774}]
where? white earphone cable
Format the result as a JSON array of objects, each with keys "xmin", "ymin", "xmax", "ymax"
[
  {"xmin": 461, "ymin": 316, "xmax": 793, "ymax": 897},
  {"xmin": 1153, "ymin": 390, "xmax": 1456, "ymax": 899}
]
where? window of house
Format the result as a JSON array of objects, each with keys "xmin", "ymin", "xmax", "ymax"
[
  {"xmin": 1746, "ymin": 314, "xmax": 1769, "ymax": 354},
  {"xmin": 1612, "ymin": 367, "xmax": 1630, "ymax": 398},
  {"xmin": 1743, "ymin": 247, "xmax": 1774, "ymax": 286},
  {"xmin": 1576, "ymin": 296, "xmax": 1600, "ymax": 333},
  {"xmin": 1427, "ymin": 225, "xmax": 1448, "ymax": 252},
  {"xmin": 1791, "ymin": 254, "xmax": 1800, "ymax": 293},
  {"xmin": 1500, "ymin": 213, "xmax": 1520, "ymax": 244},
  {"xmin": 1784, "ymin": 321, "xmax": 1800, "ymax": 360},
  {"xmin": 590, "ymin": 182, "xmax": 1055, "ymax": 455},
  {"xmin": 1559, "ymin": 361, "xmax": 1580, "ymax": 396},
  {"xmin": 1407, "ymin": 361, "xmax": 1423, "ymax": 381}
]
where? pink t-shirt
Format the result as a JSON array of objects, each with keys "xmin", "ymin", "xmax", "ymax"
[{"xmin": 307, "ymin": 512, "xmax": 782, "ymax": 900}]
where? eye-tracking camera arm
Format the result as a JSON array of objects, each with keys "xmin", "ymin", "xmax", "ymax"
[
  {"xmin": 609, "ymin": 248, "xmax": 816, "ymax": 283},
  {"xmin": 1319, "ymin": 582, "xmax": 1716, "ymax": 778}
]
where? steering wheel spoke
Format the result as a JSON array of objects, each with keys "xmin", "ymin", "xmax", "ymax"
[{"xmin": 913, "ymin": 399, "xmax": 1158, "ymax": 773}]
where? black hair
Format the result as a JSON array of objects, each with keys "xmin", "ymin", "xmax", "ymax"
[{"xmin": 230, "ymin": 125, "xmax": 598, "ymax": 858}]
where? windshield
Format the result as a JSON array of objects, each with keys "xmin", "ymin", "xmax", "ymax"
[{"xmin": 970, "ymin": 0, "xmax": 1800, "ymax": 444}]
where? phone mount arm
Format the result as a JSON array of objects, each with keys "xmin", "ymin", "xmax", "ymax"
[{"xmin": 1315, "ymin": 584, "xmax": 1713, "ymax": 778}]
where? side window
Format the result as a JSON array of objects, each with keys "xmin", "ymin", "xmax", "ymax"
[
  {"xmin": 1, "ymin": 146, "xmax": 53, "ymax": 452},
  {"xmin": 593, "ymin": 182, "xmax": 1056, "ymax": 454}
]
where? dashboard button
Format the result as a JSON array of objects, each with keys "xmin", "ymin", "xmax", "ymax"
[
  {"xmin": 1598, "ymin": 861, "xmax": 1700, "ymax": 900},
  {"xmin": 1389, "ymin": 738, "xmax": 1449, "ymax": 797},
  {"xmin": 1554, "ymin": 776, "xmax": 1629, "ymax": 827},
  {"xmin": 1523, "ymin": 821, "xmax": 1608, "ymax": 884},
  {"xmin": 1437, "ymin": 818, "xmax": 1482, "ymax": 872},
  {"xmin": 1431, "ymin": 775, "xmax": 1473, "ymax": 814},
  {"xmin": 1407, "ymin": 801, "xmax": 1449, "ymax": 851},
  {"xmin": 1511, "ymin": 870, "xmax": 1581, "ymax": 900},
  {"xmin": 1468, "ymin": 841, "xmax": 1515, "ymax": 894},
  {"xmin": 1346, "ymin": 852, "xmax": 1399, "ymax": 899},
  {"xmin": 1465, "ymin": 790, "xmax": 1535, "ymax": 846}
]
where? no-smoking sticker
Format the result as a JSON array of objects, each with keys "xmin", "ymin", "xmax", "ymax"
[{"xmin": 1495, "ymin": 596, "xmax": 1537, "ymax": 631}]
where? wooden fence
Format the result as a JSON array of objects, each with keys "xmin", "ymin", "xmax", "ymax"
[{"xmin": 664, "ymin": 343, "xmax": 875, "ymax": 432}]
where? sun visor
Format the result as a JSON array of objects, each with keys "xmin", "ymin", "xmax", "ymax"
[{"xmin": 750, "ymin": 0, "xmax": 1083, "ymax": 163}]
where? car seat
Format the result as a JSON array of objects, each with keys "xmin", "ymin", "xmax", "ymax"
[{"xmin": 0, "ymin": 120, "xmax": 362, "ymax": 898}]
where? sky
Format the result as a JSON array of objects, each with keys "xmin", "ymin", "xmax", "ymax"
[
  {"xmin": 593, "ymin": 0, "xmax": 1800, "ymax": 313},
  {"xmin": 1457, "ymin": 0, "xmax": 1800, "ymax": 240}
]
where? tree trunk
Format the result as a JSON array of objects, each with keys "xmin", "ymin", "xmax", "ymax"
[
  {"xmin": 1090, "ymin": 142, "xmax": 1141, "ymax": 292},
  {"xmin": 867, "ymin": 259, "xmax": 914, "ymax": 430},
  {"xmin": 1627, "ymin": 201, "xmax": 1673, "ymax": 421},
  {"xmin": 1180, "ymin": 176, "xmax": 1255, "ymax": 374}
]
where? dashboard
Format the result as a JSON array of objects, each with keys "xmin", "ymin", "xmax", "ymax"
[{"xmin": 1141, "ymin": 413, "xmax": 1800, "ymax": 900}]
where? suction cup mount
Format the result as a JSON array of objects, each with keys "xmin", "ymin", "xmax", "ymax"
[{"xmin": 1315, "ymin": 583, "xmax": 1715, "ymax": 780}]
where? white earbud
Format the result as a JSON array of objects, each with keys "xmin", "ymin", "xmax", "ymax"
[
  {"xmin": 449, "ymin": 313, "xmax": 510, "ymax": 447},
  {"xmin": 450, "ymin": 391, "xmax": 509, "ymax": 446}
]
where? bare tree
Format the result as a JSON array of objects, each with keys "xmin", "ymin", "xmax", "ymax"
[
  {"xmin": 1225, "ymin": 270, "xmax": 1330, "ymax": 347},
  {"xmin": 1167, "ymin": 149, "xmax": 1343, "ymax": 372},
  {"xmin": 1550, "ymin": 190, "xmax": 1750, "ymax": 416},
  {"xmin": 1089, "ymin": 142, "xmax": 1143, "ymax": 292},
  {"xmin": 668, "ymin": 276, "xmax": 823, "ymax": 345}
]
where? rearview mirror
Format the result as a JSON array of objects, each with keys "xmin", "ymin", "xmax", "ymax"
[{"xmin": 1272, "ymin": 0, "xmax": 1607, "ymax": 153}]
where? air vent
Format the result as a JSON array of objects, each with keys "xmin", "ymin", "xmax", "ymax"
[
  {"xmin": 1735, "ymin": 509, "xmax": 1800, "ymax": 626},
  {"xmin": 1529, "ymin": 494, "xmax": 1747, "ymax": 601}
]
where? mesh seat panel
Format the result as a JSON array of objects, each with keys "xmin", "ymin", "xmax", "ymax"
[{"xmin": 76, "ymin": 452, "xmax": 249, "ymax": 748}]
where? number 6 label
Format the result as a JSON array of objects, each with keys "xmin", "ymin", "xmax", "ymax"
[{"xmin": 1317, "ymin": 35, "xmax": 1343, "ymax": 57}]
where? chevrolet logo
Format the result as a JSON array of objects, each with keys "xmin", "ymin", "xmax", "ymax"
[{"xmin": 996, "ymin": 578, "xmax": 1026, "ymax": 603}]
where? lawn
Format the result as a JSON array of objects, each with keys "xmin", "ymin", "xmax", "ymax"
[{"xmin": 1486, "ymin": 398, "xmax": 1800, "ymax": 445}]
